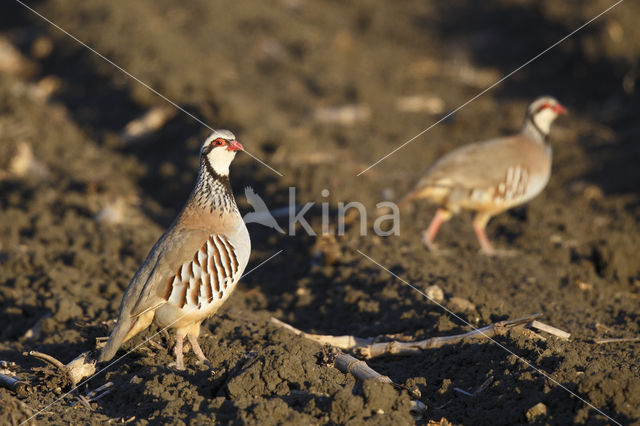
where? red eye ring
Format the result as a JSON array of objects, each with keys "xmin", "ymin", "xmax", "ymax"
[
  {"xmin": 536, "ymin": 102, "xmax": 551, "ymax": 113},
  {"xmin": 213, "ymin": 138, "xmax": 226, "ymax": 147}
]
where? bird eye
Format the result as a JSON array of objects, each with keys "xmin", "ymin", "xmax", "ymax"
[{"xmin": 213, "ymin": 138, "xmax": 226, "ymax": 147}]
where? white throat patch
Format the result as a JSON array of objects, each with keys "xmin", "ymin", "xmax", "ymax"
[
  {"xmin": 532, "ymin": 108, "xmax": 557, "ymax": 136},
  {"xmin": 206, "ymin": 148, "xmax": 237, "ymax": 176}
]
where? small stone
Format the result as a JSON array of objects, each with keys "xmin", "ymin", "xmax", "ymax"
[
  {"xmin": 424, "ymin": 285, "xmax": 444, "ymax": 303},
  {"xmin": 380, "ymin": 188, "xmax": 395, "ymax": 201},
  {"xmin": 526, "ymin": 402, "xmax": 547, "ymax": 423},
  {"xmin": 448, "ymin": 296, "xmax": 475, "ymax": 312},
  {"xmin": 31, "ymin": 36, "xmax": 53, "ymax": 59},
  {"xmin": 395, "ymin": 95, "xmax": 445, "ymax": 114}
]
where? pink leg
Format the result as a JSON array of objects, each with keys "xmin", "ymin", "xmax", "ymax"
[
  {"xmin": 472, "ymin": 212, "xmax": 495, "ymax": 255},
  {"xmin": 187, "ymin": 334, "xmax": 213, "ymax": 369},
  {"xmin": 422, "ymin": 208, "xmax": 451, "ymax": 250},
  {"xmin": 174, "ymin": 333, "xmax": 185, "ymax": 370}
]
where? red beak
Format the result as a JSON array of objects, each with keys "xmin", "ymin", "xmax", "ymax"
[
  {"xmin": 553, "ymin": 103, "xmax": 567, "ymax": 115},
  {"xmin": 227, "ymin": 140, "xmax": 244, "ymax": 151}
]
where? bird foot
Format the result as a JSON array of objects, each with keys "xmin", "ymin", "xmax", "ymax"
[
  {"xmin": 422, "ymin": 236, "xmax": 452, "ymax": 256},
  {"xmin": 168, "ymin": 356, "xmax": 212, "ymax": 372},
  {"xmin": 168, "ymin": 360, "xmax": 186, "ymax": 371},
  {"xmin": 196, "ymin": 358, "xmax": 216, "ymax": 373}
]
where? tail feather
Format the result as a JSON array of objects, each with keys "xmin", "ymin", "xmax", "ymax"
[{"xmin": 399, "ymin": 184, "xmax": 451, "ymax": 210}]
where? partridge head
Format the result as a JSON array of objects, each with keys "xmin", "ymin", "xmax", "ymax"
[
  {"xmin": 99, "ymin": 130, "xmax": 251, "ymax": 370},
  {"xmin": 522, "ymin": 96, "xmax": 567, "ymax": 140},
  {"xmin": 401, "ymin": 96, "xmax": 566, "ymax": 255}
]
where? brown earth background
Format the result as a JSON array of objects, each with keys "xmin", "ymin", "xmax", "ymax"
[{"xmin": 0, "ymin": 0, "xmax": 639, "ymax": 424}]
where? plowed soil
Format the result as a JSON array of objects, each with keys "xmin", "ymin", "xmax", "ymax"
[{"xmin": 0, "ymin": 1, "xmax": 639, "ymax": 425}]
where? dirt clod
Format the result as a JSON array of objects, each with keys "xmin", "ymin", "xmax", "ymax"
[{"xmin": 526, "ymin": 402, "xmax": 548, "ymax": 423}]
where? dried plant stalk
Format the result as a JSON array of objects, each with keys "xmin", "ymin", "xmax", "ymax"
[
  {"xmin": 269, "ymin": 317, "xmax": 373, "ymax": 349},
  {"xmin": 529, "ymin": 320, "xmax": 570, "ymax": 340},
  {"xmin": 25, "ymin": 350, "xmax": 96, "ymax": 387},
  {"xmin": 595, "ymin": 337, "xmax": 640, "ymax": 344},
  {"xmin": 270, "ymin": 314, "xmax": 542, "ymax": 359},
  {"xmin": 357, "ymin": 313, "xmax": 542, "ymax": 358},
  {"xmin": 332, "ymin": 352, "xmax": 392, "ymax": 383},
  {"xmin": 0, "ymin": 373, "xmax": 32, "ymax": 397}
]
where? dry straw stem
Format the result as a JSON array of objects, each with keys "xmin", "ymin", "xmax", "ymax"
[
  {"xmin": 25, "ymin": 350, "xmax": 96, "ymax": 387},
  {"xmin": 0, "ymin": 372, "xmax": 32, "ymax": 397},
  {"xmin": 594, "ymin": 337, "xmax": 640, "ymax": 344},
  {"xmin": 269, "ymin": 317, "xmax": 372, "ymax": 348},
  {"xmin": 270, "ymin": 313, "xmax": 542, "ymax": 359},
  {"xmin": 270, "ymin": 318, "xmax": 391, "ymax": 380},
  {"xmin": 271, "ymin": 317, "xmax": 428, "ymax": 420},
  {"xmin": 333, "ymin": 352, "xmax": 393, "ymax": 384},
  {"xmin": 70, "ymin": 382, "xmax": 114, "ymax": 408},
  {"xmin": 529, "ymin": 320, "xmax": 571, "ymax": 340}
]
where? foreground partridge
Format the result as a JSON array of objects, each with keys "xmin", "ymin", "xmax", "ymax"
[
  {"xmin": 401, "ymin": 96, "xmax": 566, "ymax": 255},
  {"xmin": 99, "ymin": 130, "xmax": 251, "ymax": 369}
]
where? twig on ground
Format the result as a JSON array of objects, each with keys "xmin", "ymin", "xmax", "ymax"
[
  {"xmin": 272, "ymin": 317, "xmax": 430, "ymax": 413},
  {"xmin": 25, "ymin": 351, "xmax": 66, "ymax": 371},
  {"xmin": 329, "ymin": 350, "xmax": 426, "ymax": 420},
  {"xmin": 594, "ymin": 337, "xmax": 640, "ymax": 344},
  {"xmin": 453, "ymin": 387, "xmax": 473, "ymax": 397},
  {"xmin": 473, "ymin": 376, "xmax": 494, "ymax": 396},
  {"xmin": 270, "ymin": 314, "xmax": 548, "ymax": 420},
  {"xmin": 64, "ymin": 352, "xmax": 97, "ymax": 386},
  {"xmin": 269, "ymin": 317, "xmax": 373, "ymax": 349},
  {"xmin": 71, "ymin": 382, "xmax": 114, "ymax": 408},
  {"xmin": 85, "ymin": 382, "xmax": 113, "ymax": 400},
  {"xmin": 358, "ymin": 313, "xmax": 542, "ymax": 358},
  {"xmin": 0, "ymin": 372, "xmax": 33, "ymax": 397},
  {"xmin": 272, "ymin": 318, "xmax": 392, "ymax": 383},
  {"xmin": 451, "ymin": 376, "xmax": 494, "ymax": 399},
  {"xmin": 528, "ymin": 320, "xmax": 570, "ymax": 340},
  {"xmin": 74, "ymin": 394, "xmax": 93, "ymax": 410},
  {"xmin": 332, "ymin": 351, "xmax": 392, "ymax": 383},
  {"xmin": 91, "ymin": 387, "xmax": 113, "ymax": 402},
  {"xmin": 410, "ymin": 400, "xmax": 428, "ymax": 421},
  {"xmin": 25, "ymin": 350, "xmax": 96, "ymax": 387},
  {"xmin": 270, "ymin": 314, "xmax": 542, "ymax": 359},
  {"xmin": 108, "ymin": 415, "xmax": 136, "ymax": 424}
]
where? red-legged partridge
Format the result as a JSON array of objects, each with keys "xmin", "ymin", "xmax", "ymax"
[
  {"xmin": 401, "ymin": 96, "xmax": 566, "ymax": 255},
  {"xmin": 99, "ymin": 130, "xmax": 251, "ymax": 369}
]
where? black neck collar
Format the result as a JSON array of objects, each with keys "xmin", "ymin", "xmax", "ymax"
[
  {"xmin": 202, "ymin": 156, "xmax": 233, "ymax": 195},
  {"xmin": 528, "ymin": 115, "xmax": 549, "ymax": 142}
]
